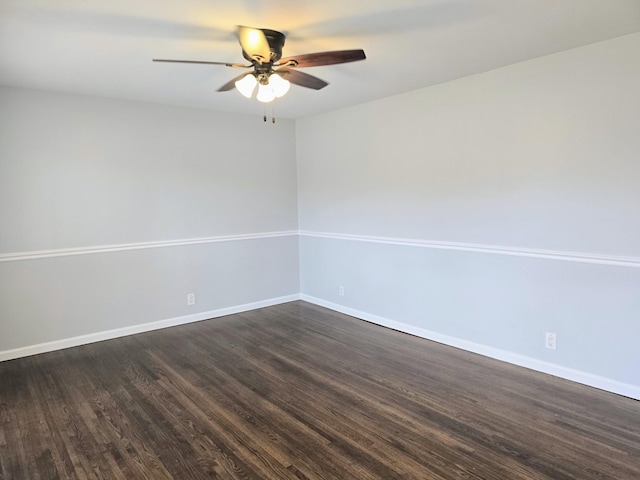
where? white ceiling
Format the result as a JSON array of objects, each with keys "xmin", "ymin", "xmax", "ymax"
[{"xmin": 1, "ymin": 0, "xmax": 639, "ymax": 119}]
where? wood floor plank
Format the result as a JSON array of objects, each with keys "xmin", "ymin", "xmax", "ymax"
[
  {"xmin": 147, "ymin": 351, "xmax": 322, "ymax": 479},
  {"xmin": 1, "ymin": 301, "xmax": 639, "ymax": 479}
]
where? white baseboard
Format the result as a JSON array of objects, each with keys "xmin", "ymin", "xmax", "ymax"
[
  {"xmin": 301, "ymin": 295, "xmax": 640, "ymax": 401},
  {"xmin": 0, "ymin": 294, "xmax": 301, "ymax": 362},
  {"xmin": 5, "ymin": 293, "xmax": 638, "ymax": 401}
]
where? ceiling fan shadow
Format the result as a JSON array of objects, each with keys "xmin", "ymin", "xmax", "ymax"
[
  {"xmin": 15, "ymin": 7, "xmax": 234, "ymax": 42},
  {"xmin": 288, "ymin": 1, "xmax": 489, "ymax": 40}
]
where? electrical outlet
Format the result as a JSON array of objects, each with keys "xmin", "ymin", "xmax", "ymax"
[
  {"xmin": 339, "ymin": 286, "xmax": 345, "ymax": 296},
  {"xmin": 187, "ymin": 293, "xmax": 196, "ymax": 306},
  {"xmin": 545, "ymin": 332, "xmax": 557, "ymax": 350}
]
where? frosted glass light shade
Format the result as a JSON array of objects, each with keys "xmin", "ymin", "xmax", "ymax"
[
  {"xmin": 269, "ymin": 73, "xmax": 290, "ymax": 98},
  {"xmin": 235, "ymin": 74, "xmax": 257, "ymax": 98},
  {"xmin": 257, "ymin": 82, "xmax": 276, "ymax": 103}
]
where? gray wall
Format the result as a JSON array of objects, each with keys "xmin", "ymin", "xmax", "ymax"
[
  {"xmin": 2, "ymin": 33, "xmax": 639, "ymax": 398},
  {"xmin": 0, "ymin": 87, "xmax": 299, "ymax": 353},
  {"xmin": 297, "ymin": 33, "xmax": 640, "ymax": 395}
]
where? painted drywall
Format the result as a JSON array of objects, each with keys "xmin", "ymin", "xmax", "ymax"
[
  {"xmin": 0, "ymin": 87, "xmax": 299, "ymax": 352},
  {"xmin": 0, "ymin": 88, "xmax": 298, "ymax": 252},
  {"xmin": 297, "ymin": 33, "xmax": 640, "ymax": 392},
  {"xmin": 2, "ymin": 33, "xmax": 639, "ymax": 397},
  {"xmin": 297, "ymin": 34, "xmax": 640, "ymax": 256}
]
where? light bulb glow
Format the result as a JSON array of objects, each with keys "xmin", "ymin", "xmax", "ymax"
[
  {"xmin": 269, "ymin": 73, "xmax": 290, "ymax": 98},
  {"xmin": 257, "ymin": 82, "xmax": 276, "ymax": 103},
  {"xmin": 235, "ymin": 74, "xmax": 257, "ymax": 98}
]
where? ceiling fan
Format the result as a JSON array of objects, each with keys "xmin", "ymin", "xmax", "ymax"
[{"xmin": 153, "ymin": 26, "xmax": 366, "ymax": 103}]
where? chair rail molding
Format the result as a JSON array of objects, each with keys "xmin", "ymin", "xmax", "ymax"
[
  {"xmin": 298, "ymin": 231, "xmax": 640, "ymax": 269},
  {"xmin": 0, "ymin": 231, "xmax": 299, "ymax": 263}
]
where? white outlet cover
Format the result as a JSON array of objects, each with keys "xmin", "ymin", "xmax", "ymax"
[{"xmin": 545, "ymin": 332, "xmax": 557, "ymax": 350}]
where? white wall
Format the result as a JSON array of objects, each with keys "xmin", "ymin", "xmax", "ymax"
[
  {"xmin": 0, "ymin": 87, "xmax": 299, "ymax": 354},
  {"xmin": 297, "ymin": 33, "xmax": 640, "ymax": 398}
]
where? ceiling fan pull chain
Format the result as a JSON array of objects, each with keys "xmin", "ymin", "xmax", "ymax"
[
  {"xmin": 263, "ymin": 104, "xmax": 267, "ymax": 122},
  {"xmin": 272, "ymin": 105, "xmax": 276, "ymax": 124}
]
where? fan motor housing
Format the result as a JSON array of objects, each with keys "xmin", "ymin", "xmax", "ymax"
[{"xmin": 242, "ymin": 28, "xmax": 286, "ymax": 63}]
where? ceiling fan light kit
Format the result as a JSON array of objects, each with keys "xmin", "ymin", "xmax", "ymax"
[
  {"xmin": 234, "ymin": 73, "xmax": 257, "ymax": 98},
  {"xmin": 257, "ymin": 81, "xmax": 276, "ymax": 103},
  {"xmin": 153, "ymin": 25, "xmax": 366, "ymax": 106},
  {"xmin": 235, "ymin": 71, "xmax": 290, "ymax": 103},
  {"xmin": 268, "ymin": 73, "xmax": 291, "ymax": 98}
]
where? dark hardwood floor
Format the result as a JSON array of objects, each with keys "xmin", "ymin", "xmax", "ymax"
[{"xmin": 1, "ymin": 301, "xmax": 639, "ymax": 479}]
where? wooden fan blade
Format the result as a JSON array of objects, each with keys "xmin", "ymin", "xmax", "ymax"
[
  {"xmin": 238, "ymin": 26, "xmax": 271, "ymax": 64},
  {"xmin": 217, "ymin": 73, "xmax": 250, "ymax": 92},
  {"xmin": 153, "ymin": 59, "xmax": 250, "ymax": 68},
  {"xmin": 277, "ymin": 68, "xmax": 328, "ymax": 90},
  {"xmin": 277, "ymin": 49, "xmax": 365, "ymax": 68}
]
